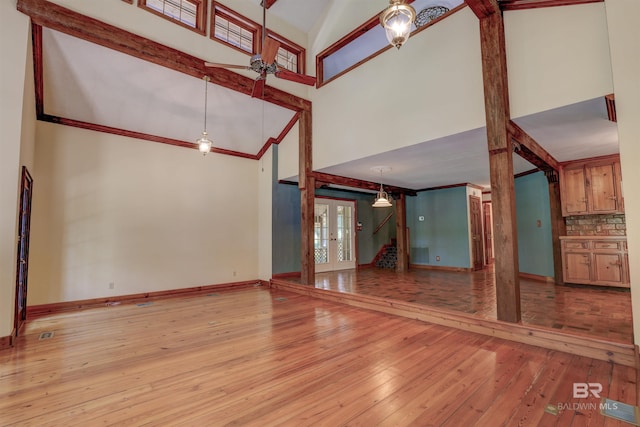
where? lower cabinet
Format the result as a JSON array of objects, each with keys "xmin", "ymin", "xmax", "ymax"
[{"xmin": 561, "ymin": 237, "xmax": 629, "ymax": 288}]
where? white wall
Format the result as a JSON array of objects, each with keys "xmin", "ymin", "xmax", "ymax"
[
  {"xmin": 46, "ymin": 0, "xmax": 310, "ymax": 99},
  {"xmin": 605, "ymin": 0, "xmax": 640, "ymax": 345},
  {"xmin": 28, "ymin": 123, "xmax": 259, "ymax": 304},
  {"xmin": 312, "ymin": 7, "xmax": 486, "ymax": 171},
  {"xmin": 0, "ymin": 0, "xmax": 32, "ymax": 337},
  {"xmin": 277, "ymin": 121, "xmax": 299, "ymax": 181},
  {"xmin": 258, "ymin": 145, "xmax": 273, "ymax": 281},
  {"xmin": 505, "ymin": 3, "xmax": 614, "ymax": 118}
]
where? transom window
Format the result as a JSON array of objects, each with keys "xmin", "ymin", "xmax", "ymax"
[
  {"xmin": 268, "ymin": 31, "xmax": 305, "ymax": 74},
  {"xmin": 139, "ymin": 0, "xmax": 206, "ymax": 33},
  {"xmin": 211, "ymin": 2, "xmax": 260, "ymax": 55}
]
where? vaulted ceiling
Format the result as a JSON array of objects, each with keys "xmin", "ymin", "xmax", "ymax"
[{"xmin": 23, "ymin": 0, "xmax": 618, "ymax": 191}]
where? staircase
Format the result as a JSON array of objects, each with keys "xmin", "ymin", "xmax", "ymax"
[{"xmin": 374, "ymin": 242, "xmax": 397, "ymax": 269}]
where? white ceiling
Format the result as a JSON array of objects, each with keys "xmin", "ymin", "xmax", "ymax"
[{"xmin": 37, "ymin": 2, "xmax": 620, "ymax": 192}]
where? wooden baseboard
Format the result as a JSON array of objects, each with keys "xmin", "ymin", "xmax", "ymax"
[
  {"xmin": 0, "ymin": 333, "xmax": 15, "ymax": 350},
  {"xmin": 519, "ymin": 272, "xmax": 556, "ymax": 283},
  {"xmin": 272, "ymin": 272, "xmax": 301, "ymax": 279},
  {"xmin": 410, "ymin": 264, "xmax": 472, "ymax": 272},
  {"xmin": 27, "ymin": 280, "xmax": 263, "ymax": 318},
  {"xmin": 270, "ymin": 278, "xmax": 637, "ymax": 367}
]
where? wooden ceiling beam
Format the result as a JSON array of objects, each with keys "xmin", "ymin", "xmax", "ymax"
[
  {"xmin": 507, "ymin": 120, "xmax": 560, "ymax": 172},
  {"xmin": 499, "ymin": 0, "xmax": 603, "ymax": 12},
  {"xmin": 17, "ymin": 0, "xmax": 310, "ymax": 113},
  {"xmin": 465, "ymin": 0, "xmax": 500, "ymax": 18},
  {"xmin": 311, "ymin": 172, "xmax": 417, "ymax": 197},
  {"xmin": 263, "ymin": 0, "xmax": 278, "ymax": 9}
]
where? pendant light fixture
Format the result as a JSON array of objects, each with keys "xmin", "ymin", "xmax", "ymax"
[
  {"xmin": 371, "ymin": 166, "xmax": 393, "ymax": 208},
  {"xmin": 380, "ymin": 0, "xmax": 417, "ymax": 49},
  {"xmin": 196, "ymin": 76, "xmax": 213, "ymax": 155}
]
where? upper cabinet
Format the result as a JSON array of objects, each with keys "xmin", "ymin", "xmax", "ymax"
[{"xmin": 560, "ymin": 155, "xmax": 624, "ymax": 217}]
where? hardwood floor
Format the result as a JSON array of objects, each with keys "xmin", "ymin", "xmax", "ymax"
[
  {"xmin": 286, "ymin": 267, "xmax": 634, "ymax": 343},
  {"xmin": 1, "ymin": 286, "xmax": 636, "ymax": 426}
]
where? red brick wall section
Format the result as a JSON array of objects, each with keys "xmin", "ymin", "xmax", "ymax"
[{"xmin": 565, "ymin": 214, "xmax": 626, "ymax": 236}]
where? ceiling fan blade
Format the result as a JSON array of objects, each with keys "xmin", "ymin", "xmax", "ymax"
[
  {"xmin": 251, "ymin": 76, "xmax": 266, "ymax": 98},
  {"xmin": 205, "ymin": 62, "xmax": 250, "ymax": 70},
  {"xmin": 275, "ymin": 69, "xmax": 316, "ymax": 87},
  {"xmin": 261, "ymin": 37, "xmax": 280, "ymax": 65}
]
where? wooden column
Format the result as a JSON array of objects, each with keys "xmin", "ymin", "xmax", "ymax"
[
  {"xmin": 395, "ymin": 193, "xmax": 409, "ymax": 272},
  {"xmin": 477, "ymin": 8, "xmax": 521, "ymax": 323},
  {"xmin": 546, "ymin": 170, "xmax": 566, "ymax": 285},
  {"xmin": 299, "ymin": 109, "xmax": 314, "ymax": 285}
]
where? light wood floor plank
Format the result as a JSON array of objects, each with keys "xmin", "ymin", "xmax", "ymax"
[{"xmin": 1, "ymin": 286, "xmax": 636, "ymax": 426}]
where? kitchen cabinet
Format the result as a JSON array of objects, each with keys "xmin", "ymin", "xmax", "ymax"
[
  {"xmin": 560, "ymin": 237, "xmax": 629, "ymax": 288},
  {"xmin": 560, "ymin": 155, "xmax": 623, "ymax": 217}
]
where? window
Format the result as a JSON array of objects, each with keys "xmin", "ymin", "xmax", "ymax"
[
  {"xmin": 211, "ymin": 2, "xmax": 260, "ymax": 55},
  {"xmin": 316, "ymin": 0, "xmax": 464, "ymax": 87},
  {"xmin": 267, "ymin": 31, "xmax": 305, "ymax": 74},
  {"xmin": 139, "ymin": 0, "xmax": 206, "ymax": 33}
]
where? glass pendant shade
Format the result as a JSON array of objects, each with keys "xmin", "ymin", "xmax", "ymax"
[
  {"xmin": 197, "ymin": 131, "xmax": 212, "ymax": 155},
  {"xmin": 380, "ymin": 0, "xmax": 416, "ymax": 49},
  {"xmin": 372, "ymin": 184, "xmax": 393, "ymax": 208},
  {"xmin": 196, "ymin": 76, "xmax": 213, "ymax": 156}
]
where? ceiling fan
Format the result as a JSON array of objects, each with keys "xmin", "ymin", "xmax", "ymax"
[{"xmin": 205, "ymin": 0, "xmax": 316, "ymax": 98}]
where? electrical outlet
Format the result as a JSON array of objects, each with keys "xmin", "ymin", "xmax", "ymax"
[
  {"xmin": 436, "ymin": 256, "xmax": 440, "ymax": 262},
  {"xmin": 233, "ymin": 271, "xmax": 237, "ymax": 277},
  {"xmin": 418, "ymin": 216, "xmax": 425, "ymax": 222},
  {"xmin": 108, "ymin": 282, "xmax": 115, "ymax": 289}
]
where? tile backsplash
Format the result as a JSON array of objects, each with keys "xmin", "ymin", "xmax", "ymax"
[{"xmin": 565, "ymin": 214, "xmax": 626, "ymax": 236}]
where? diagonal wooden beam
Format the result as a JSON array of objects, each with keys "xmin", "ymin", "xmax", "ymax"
[
  {"xmin": 465, "ymin": 0, "xmax": 500, "ymax": 18},
  {"xmin": 17, "ymin": 0, "xmax": 310, "ymax": 112},
  {"xmin": 507, "ymin": 120, "xmax": 560, "ymax": 172}
]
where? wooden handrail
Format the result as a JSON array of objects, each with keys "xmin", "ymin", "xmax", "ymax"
[{"xmin": 373, "ymin": 212, "xmax": 394, "ymax": 235}]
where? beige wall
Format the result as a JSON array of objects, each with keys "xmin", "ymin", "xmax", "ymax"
[
  {"xmin": 258, "ymin": 146, "xmax": 273, "ymax": 281},
  {"xmin": 605, "ymin": 0, "xmax": 640, "ymax": 344},
  {"xmin": 46, "ymin": 0, "xmax": 310, "ymax": 100},
  {"xmin": 312, "ymin": 7, "xmax": 486, "ymax": 171},
  {"xmin": 0, "ymin": 0, "xmax": 33, "ymax": 337},
  {"xmin": 28, "ymin": 123, "xmax": 259, "ymax": 304},
  {"xmin": 505, "ymin": 3, "xmax": 614, "ymax": 118}
]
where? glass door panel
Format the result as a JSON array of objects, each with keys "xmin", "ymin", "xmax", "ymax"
[{"xmin": 315, "ymin": 198, "xmax": 356, "ymax": 272}]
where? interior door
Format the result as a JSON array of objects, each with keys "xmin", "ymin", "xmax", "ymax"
[
  {"xmin": 15, "ymin": 167, "xmax": 33, "ymax": 336},
  {"xmin": 483, "ymin": 202, "xmax": 493, "ymax": 264},
  {"xmin": 314, "ymin": 198, "xmax": 356, "ymax": 272},
  {"xmin": 469, "ymin": 195, "xmax": 483, "ymax": 271}
]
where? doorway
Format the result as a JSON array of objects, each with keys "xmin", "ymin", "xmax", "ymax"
[
  {"xmin": 469, "ymin": 195, "xmax": 483, "ymax": 271},
  {"xmin": 314, "ymin": 198, "xmax": 356, "ymax": 272},
  {"xmin": 15, "ymin": 166, "xmax": 33, "ymax": 336},
  {"xmin": 483, "ymin": 202, "xmax": 493, "ymax": 264}
]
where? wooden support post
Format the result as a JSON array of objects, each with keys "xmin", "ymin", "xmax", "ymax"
[
  {"xmin": 479, "ymin": 12, "xmax": 521, "ymax": 323},
  {"xmin": 545, "ymin": 170, "xmax": 566, "ymax": 285},
  {"xmin": 395, "ymin": 193, "xmax": 408, "ymax": 272},
  {"xmin": 299, "ymin": 109, "xmax": 314, "ymax": 285}
]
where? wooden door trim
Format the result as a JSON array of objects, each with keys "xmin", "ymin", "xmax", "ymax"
[{"xmin": 15, "ymin": 166, "xmax": 33, "ymax": 337}]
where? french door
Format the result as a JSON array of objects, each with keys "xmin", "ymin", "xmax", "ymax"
[{"xmin": 314, "ymin": 198, "xmax": 356, "ymax": 272}]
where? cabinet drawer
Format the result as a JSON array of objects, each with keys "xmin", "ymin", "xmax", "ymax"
[
  {"xmin": 593, "ymin": 241, "xmax": 623, "ymax": 250},
  {"xmin": 562, "ymin": 241, "xmax": 589, "ymax": 250}
]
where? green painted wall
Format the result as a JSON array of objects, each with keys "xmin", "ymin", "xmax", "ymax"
[
  {"xmin": 271, "ymin": 147, "xmax": 395, "ymax": 274},
  {"xmin": 515, "ymin": 171, "xmax": 554, "ymax": 277},
  {"xmin": 406, "ymin": 187, "xmax": 470, "ymax": 268}
]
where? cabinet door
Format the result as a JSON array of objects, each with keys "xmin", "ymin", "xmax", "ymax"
[
  {"xmin": 563, "ymin": 252, "xmax": 591, "ymax": 284},
  {"xmin": 587, "ymin": 163, "xmax": 619, "ymax": 213},
  {"xmin": 561, "ymin": 167, "xmax": 588, "ymax": 216},
  {"xmin": 592, "ymin": 252, "xmax": 625, "ymax": 285}
]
